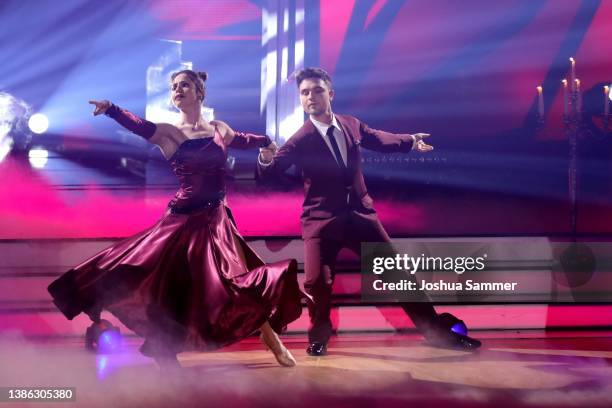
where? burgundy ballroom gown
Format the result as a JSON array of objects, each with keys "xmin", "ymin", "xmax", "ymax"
[{"xmin": 48, "ymin": 130, "xmax": 303, "ymax": 356}]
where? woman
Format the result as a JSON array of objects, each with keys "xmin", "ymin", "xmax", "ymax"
[{"xmin": 48, "ymin": 70, "xmax": 302, "ymax": 368}]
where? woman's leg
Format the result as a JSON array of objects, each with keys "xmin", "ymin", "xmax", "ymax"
[
  {"xmin": 225, "ymin": 208, "xmax": 298, "ymax": 365},
  {"xmin": 259, "ymin": 321, "xmax": 296, "ymax": 367}
]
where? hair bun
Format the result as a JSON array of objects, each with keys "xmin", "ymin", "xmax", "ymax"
[{"xmin": 197, "ymin": 71, "xmax": 208, "ymax": 82}]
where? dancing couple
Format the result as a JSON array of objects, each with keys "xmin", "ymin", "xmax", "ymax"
[{"xmin": 48, "ymin": 67, "xmax": 480, "ymax": 370}]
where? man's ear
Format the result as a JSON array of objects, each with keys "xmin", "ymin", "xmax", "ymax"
[{"xmin": 329, "ymin": 88, "xmax": 335, "ymax": 101}]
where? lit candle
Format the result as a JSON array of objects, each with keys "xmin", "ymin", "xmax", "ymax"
[
  {"xmin": 569, "ymin": 57, "xmax": 576, "ymax": 91},
  {"xmin": 605, "ymin": 86, "xmax": 610, "ymax": 116},
  {"xmin": 537, "ymin": 86, "xmax": 544, "ymax": 117},
  {"xmin": 562, "ymin": 79, "xmax": 568, "ymax": 116},
  {"xmin": 575, "ymin": 79, "xmax": 581, "ymax": 112}
]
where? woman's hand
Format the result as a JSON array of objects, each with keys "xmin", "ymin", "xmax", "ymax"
[
  {"xmin": 88, "ymin": 100, "xmax": 111, "ymax": 116},
  {"xmin": 412, "ymin": 133, "xmax": 434, "ymax": 152},
  {"xmin": 259, "ymin": 142, "xmax": 278, "ymax": 163}
]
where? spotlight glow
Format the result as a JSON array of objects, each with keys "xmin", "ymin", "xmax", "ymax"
[
  {"xmin": 0, "ymin": 91, "xmax": 32, "ymax": 154},
  {"xmin": 28, "ymin": 147, "xmax": 49, "ymax": 168},
  {"xmin": 0, "ymin": 136, "xmax": 12, "ymax": 163},
  {"xmin": 98, "ymin": 330, "xmax": 122, "ymax": 354},
  {"xmin": 28, "ymin": 113, "xmax": 49, "ymax": 134},
  {"xmin": 451, "ymin": 322, "xmax": 468, "ymax": 336},
  {"xmin": 96, "ymin": 356, "xmax": 109, "ymax": 380}
]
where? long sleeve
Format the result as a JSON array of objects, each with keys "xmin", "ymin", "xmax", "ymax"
[
  {"xmin": 256, "ymin": 135, "xmax": 301, "ymax": 180},
  {"xmin": 229, "ymin": 131, "xmax": 272, "ymax": 149},
  {"xmin": 358, "ymin": 120, "xmax": 415, "ymax": 153},
  {"xmin": 105, "ymin": 104, "xmax": 157, "ymax": 140}
]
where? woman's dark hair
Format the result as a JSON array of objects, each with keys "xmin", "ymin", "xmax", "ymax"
[{"xmin": 170, "ymin": 70, "xmax": 208, "ymax": 102}]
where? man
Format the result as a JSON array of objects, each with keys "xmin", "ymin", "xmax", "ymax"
[{"xmin": 258, "ymin": 67, "xmax": 481, "ymax": 355}]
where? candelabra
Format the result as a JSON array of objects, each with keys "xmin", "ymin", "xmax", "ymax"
[
  {"xmin": 536, "ymin": 58, "xmax": 611, "ymax": 237},
  {"xmin": 564, "ymin": 85, "xmax": 583, "ymax": 237}
]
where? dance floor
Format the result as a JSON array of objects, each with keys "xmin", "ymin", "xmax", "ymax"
[{"xmin": 2, "ymin": 331, "xmax": 612, "ymax": 407}]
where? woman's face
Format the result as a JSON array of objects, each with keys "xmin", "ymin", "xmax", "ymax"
[{"xmin": 171, "ymin": 73, "xmax": 202, "ymax": 110}]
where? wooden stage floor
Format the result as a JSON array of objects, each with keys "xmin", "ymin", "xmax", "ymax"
[{"xmin": 2, "ymin": 331, "xmax": 612, "ymax": 407}]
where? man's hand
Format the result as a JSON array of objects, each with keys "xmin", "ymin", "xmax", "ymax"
[
  {"xmin": 88, "ymin": 100, "xmax": 111, "ymax": 116},
  {"xmin": 412, "ymin": 133, "xmax": 433, "ymax": 152},
  {"xmin": 259, "ymin": 142, "xmax": 278, "ymax": 163}
]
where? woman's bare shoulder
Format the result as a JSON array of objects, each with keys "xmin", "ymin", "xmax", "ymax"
[
  {"xmin": 210, "ymin": 120, "xmax": 231, "ymax": 132},
  {"xmin": 148, "ymin": 122, "xmax": 186, "ymax": 158},
  {"xmin": 209, "ymin": 120, "xmax": 234, "ymax": 145},
  {"xmin": 155, "ymin": 122, "xmax": 183, "ymax": 136},
  {"xmin": 149, "ymin": 122, "xmax": 182, "ymax": 143}
]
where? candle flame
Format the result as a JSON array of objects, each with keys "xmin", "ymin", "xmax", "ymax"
[{"xmin": 562, "ymin": 79, "xmax": 567, "ymax": 86}]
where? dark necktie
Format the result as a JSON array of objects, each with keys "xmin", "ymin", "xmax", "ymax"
[
  {"xmin": 326, "ymin": 126, "xmax": 352, "ymax": 189},
  {"xmin": 326, "ymin": 126, "xmax": 346, "ymax": 170}
]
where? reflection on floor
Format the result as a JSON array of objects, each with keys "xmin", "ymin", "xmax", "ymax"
[{"xmin": 2, "ymin": 331, "xmax": 611, "ymax": 407}]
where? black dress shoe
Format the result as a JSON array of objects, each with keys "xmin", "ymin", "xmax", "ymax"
[
  {"xmin": 452, "ymin": 332, "xmax": 482, "ymax": 350},
  {"xmin": 306, "ymin": 342, "xmax": 327, "ymax": 356},
  {"xmin": 424, "ymin": 312, "xmax": 482, "ymax": 351},
  {"xmin": 427, "ymin": 331, "xmax": 482, "ymax": 351}
]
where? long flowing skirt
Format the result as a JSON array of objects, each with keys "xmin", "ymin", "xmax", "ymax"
[{"xmin": 48, "ymin": 205, "xmax": 303, "ymax": 355}]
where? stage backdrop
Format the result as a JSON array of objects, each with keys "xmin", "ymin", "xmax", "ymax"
[{"xmin": 0, "ymin": 0, "xmax": 611, "ymax": 238}]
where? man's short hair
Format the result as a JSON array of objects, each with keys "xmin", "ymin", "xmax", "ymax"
[{"xmin": 295, "ymin": 67, "xmax": 333, "ymax": 89}]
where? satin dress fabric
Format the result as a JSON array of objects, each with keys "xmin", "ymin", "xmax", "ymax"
[{"xmin": 48, "ymin": 131, "xmax": 303, "ymax": 356}]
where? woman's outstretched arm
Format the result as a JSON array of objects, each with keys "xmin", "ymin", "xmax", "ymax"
[
  {"xmin": 89, "ymin": 100, "xmax": 157, "ymax": 140},
  {"xmin": 211, "ymin": 120, "xmax": 272, "ymax": 149},
  {"xmin": 88, "ymin": 100, "xmax": 182, "ymax": 158}
]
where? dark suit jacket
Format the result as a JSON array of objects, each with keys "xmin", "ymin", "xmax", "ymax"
[{"xmin": 258, "ymin": 114, "xmax": 415, "ymax": 239}]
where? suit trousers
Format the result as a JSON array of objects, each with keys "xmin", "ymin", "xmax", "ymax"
[{"xmin": 303, "ymin": 213, "xmax": 439, "ymax": 343}]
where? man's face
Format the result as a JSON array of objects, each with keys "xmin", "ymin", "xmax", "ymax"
[{"xmin": 299, "ymin": 78, "xmax": 334, "ymax": 116}]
